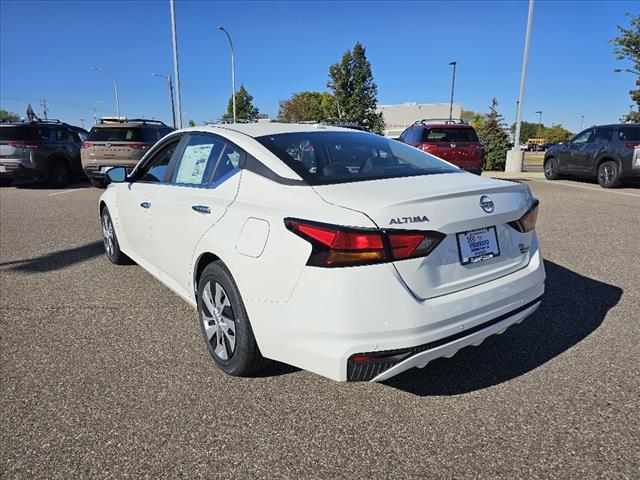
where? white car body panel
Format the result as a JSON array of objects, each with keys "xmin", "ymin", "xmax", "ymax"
[{"xmin": 99, "ymin": 123, "xmax": 546, "ymax": 382}]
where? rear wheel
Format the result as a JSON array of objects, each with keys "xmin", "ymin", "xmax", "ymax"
[
  {"xmin": 101, "ymin": 207, "xmax": 132, "ymax": 265},
  {"xmin": 197, "ymin": 261, "xmax": 268, "ymax": 377},
  {"xmin": 48, "ymin": 160, "xmax": 71, "ymax": 187},
  {"xmin": 544, "ymin": 157, "xmax": 559, "ymax": 180},
  {"xmin": 90, "ymin": 177, "xmax": 107, "ymax": 189},
  {"xmin": 597, "ymin": 160, "xmax": 621, "ymax": 188}
]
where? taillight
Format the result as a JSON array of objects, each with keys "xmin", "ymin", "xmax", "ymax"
[
  {"xmin": 509, "ymin": 199, "xmax": 539, "ymax": 233},
  {"xmin": 125, "ymin": 143, "xmax": 154, "ymax": 150},
  {"xmin": 285, "ymin": 219, "xmax": 445, "ymax": 267},
  {"xmin": 82, "ymin": 142, "xmax": 94, "ymax": 148},
  {"xmin": 624, "ymin": 141, "xmax": 640, "ymax": 149},
  {"xmin": 8, "ymin": 142, "xmax": 39, "ymax": 149}
]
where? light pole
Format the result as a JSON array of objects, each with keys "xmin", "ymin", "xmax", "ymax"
[
  {"xmin": 93, "ymin": 100, "xmax": 104, "ymax": 125},
  {"xmin": 153, "ymin": 73, "xmax": 177, "ymax": 128},
  {"xmin": 90, "ymin": 66, "xmax": 121, "ymax": 119},
  {"xmin": 219, "ymin": 26, "xmax": 236, "ymax": 123},
  {"xmin": 535, "ymin": 110, "xmax": 542, "ymax": 139},
  {"xmin": 506, "ymin": 0, "xmax": 535, "ymax": 173},
  {"xmin": 169, "ymin": 0, "xmax": 183, "ymax": 128},
  {"xmin": 448, "ymin": 61, "xmax": 457, "ymax": 122},
  {"xmin": 580, "ymin": 115, "xmax": 584, "ymax": 131}
]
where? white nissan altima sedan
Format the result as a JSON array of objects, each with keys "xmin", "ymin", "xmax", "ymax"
[{"xmin": 99, "ymin": 123, "xmax": 545, "ymax": 382}]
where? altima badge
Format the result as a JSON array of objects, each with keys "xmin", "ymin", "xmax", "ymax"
[
  {"xmin": 479, "ymin": 195, "xmax": 494, "ymax": 213},
  {"xmin": 389, "ymin": 216, "xmax": 429, "ymax": 225}
]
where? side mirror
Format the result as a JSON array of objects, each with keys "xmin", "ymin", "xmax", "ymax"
[{"xmin": 106, "ymin": 166, "xmax": 127, "ymax": 183}]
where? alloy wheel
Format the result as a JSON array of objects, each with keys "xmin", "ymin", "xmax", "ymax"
[
  {"xmin": 545, "ymin": 159, "xmax": 556, "ymax": 177},
  {"xmin": 102, "ymin": 213, "xmax": 114, "ymax": 257},
  {"xmin": 599, "ymin": 164, "xmax": 614, "ymax": 186},
  {"xmin": 201, "ymin": 281, "xmax": 237, "ymax": 360}
]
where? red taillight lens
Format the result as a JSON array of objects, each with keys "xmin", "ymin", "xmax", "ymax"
[
  {"xmin": 625, "ymin": 141, "xmax": 640, "ymax": 149},
  {"xmin": 82, "ymin": 142, "xmax": 93, "ymax": 148},
  {"xmin": 125, "ymin": 143, "xmax": 154, "ymax": 150},
  {"xmin": 8, "ymin": 142, "xmax": 39, "ymax": 149},
  {"xmin": 285, "ymin": 219, "xmax": 445, "ymax": 267},
  {"xmin": 509, "ymin": 199, "xmax": 539, "ymax": 233}
]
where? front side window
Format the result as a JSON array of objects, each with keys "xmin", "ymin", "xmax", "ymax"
[
  {"xmin": 572, "ymin": 129, "xmax": 594, "ymax": 145},
  {"xmin": 171, "ymin": 134, "xmax": 225, "ymax": 185},
  {"xmin": 256, "ymin": 131, "xmax": 459, "ymax": 185},
  {"xmin": 138, "ymin": 141, "xmax": 178, "ymax": 182}
]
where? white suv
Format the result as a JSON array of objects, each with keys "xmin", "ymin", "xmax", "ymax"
[{"xmin": 99, "ymin": 123, "xmax": 545, "ymax": 382}]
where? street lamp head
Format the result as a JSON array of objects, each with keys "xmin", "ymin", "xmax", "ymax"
[
  {"xmin": 218, "ymin": 26, "xmax": 225, "ymax": 31},
  {"xmin": 90, "ymin": 66, "xmax": 99, "ymax": 71},
  {"xmin": 449, "ymin": 61, "xmax": 457, "ymax": 66}
]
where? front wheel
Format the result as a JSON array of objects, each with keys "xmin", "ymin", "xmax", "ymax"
[
  {"xmin": 101, "ymin": 207, "xmax": 132, "ymax": 265},
  {"xmin": 597, "ymin": 160, "xmax": 621, "ymax": 188},
  {"xmin": 198, "ymin": 261, "xmax": 268, "ymax": 377},
  {"xmin": 544, "ymin": 157, "xmax": 559, "ymax": 180}
]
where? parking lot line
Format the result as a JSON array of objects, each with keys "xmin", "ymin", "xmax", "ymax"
[
  {"xmin": 530, "ymin": 179, "xmax": 640, "ymax": 197},
  {"xmin": 48, "ymin": 188, "xmax": 87, "ymax": 197}
]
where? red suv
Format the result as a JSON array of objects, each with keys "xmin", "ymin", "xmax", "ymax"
[{"xmin": 399, "ymin": 120, "xmax": 484, "ymax": 174}]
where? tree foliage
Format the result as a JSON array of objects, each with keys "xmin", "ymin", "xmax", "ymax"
[
  {"xmin": 0, "ymin": 109, "xmax": 20, "ymax": 122},
  {"xmin": 327, "ymin": 42, "xmax": 384, "ymax": 133},
  {"xmin": 510, "ymin": 120, "xmax": 572, "ymax": 144},
  {"xmin": 278, "ymin": 91, "xmax": 331, "ymax": 123},
  {"xmin": 610, "ymin": 13, "xmax": 640, "ymax": 119},
  {"xmin": 222, "ymin": 84, "xmax": 260, "ymax": 122},
  {"xmin": 460, "ymin": 109, "xmax": 484, "ymax": 128},
  {"xmin": 476, "ymin": 98, "xmax": 510, "ymax": 171}
]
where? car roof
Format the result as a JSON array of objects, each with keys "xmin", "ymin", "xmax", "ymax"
[
  {"xmin": 181, "ymin": 122, "xmax": 352, "ymax": 138},
  {"xmin": 91, "ymin": 122, "xmax": 169, "ymax": 128},
  {"xmin": 416, "ymin": 123, "xmax": 475, "ymax": 129}
]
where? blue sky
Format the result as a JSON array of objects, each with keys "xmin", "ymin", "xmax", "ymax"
[{"xmin": 1, "ymin": 0, "xmax": 637, "ymax": 132}]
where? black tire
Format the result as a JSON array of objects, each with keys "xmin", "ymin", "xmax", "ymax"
[
  {"xmin": 197, "ymin": 261, "xmax": 268, "ymax": 376},
  {"xmin": 100, "ymin": 206, "xmax": 132, "ymax": 265},
  {"xmin": 0, "ymin": 178, "xmax": 12, "ymax": 187},
  {"xmin": 90, "ymin": 177, "xmax": 107, "ymax": 189},
  {"xmin": 597, "ymin": 160, "xmax": 621, "ymax": 188},
  {"xmin": 544, "ymin": 157, "xmax": 559, "ymax": 180},
  {"xmin": 48, "ymin": 159, "xmax": 71, "ymax": 187}
]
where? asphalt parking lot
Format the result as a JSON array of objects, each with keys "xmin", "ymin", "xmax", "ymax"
[{"xmin": 1, "ymin": 178, "xmax": 639, "ymax": 479}]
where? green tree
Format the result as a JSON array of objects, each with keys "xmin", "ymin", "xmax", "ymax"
[
  {"xmin": 222, "ymin": 84, "xmax": 260, "ymax": 122},
  {"xmin": 477, "ymin": 98, "xmax": 510, "ymax": 171},
  {"xmin": 278, "ymin": 91, "xmax": 327, "ymax": 122},
  {"xmin": 542, "ymin": 124, "xmax": 573, "ymax": 143},
  {"xmin": 0, "ymin": 109, "xmax": 20, "ymax": 122},
  {"xmin": 460, "ymin": 109, "xmax": 484, "ymax": 128},
  {"xmin": 327, "ymin": 42, "xmax": 385, "ymax": 133},
  {"xmin": 610, "ymin": 13, "xmax": 640, "ymax": 121},
  {"xmin": 510, "ymin": 121, "xmax": 540, "ymax": 144},
  {"xmin": 188, "ymin": 119, "xmax": 196, "ymax": 127}
]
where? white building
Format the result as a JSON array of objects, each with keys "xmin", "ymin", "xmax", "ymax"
[{"xmin": 377, "ymin": 102, "xmax": 463, "ymax": 138}]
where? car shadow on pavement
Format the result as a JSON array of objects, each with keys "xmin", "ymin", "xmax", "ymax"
[
  {"xmin": 10, "ymin": 179, "xmax": 92, "ymax": 190},
  {"xmin": 384, "ymin": 260, "xmax": 622, "ymax": 396},
  {"xmin": 0, "ymin": 241, "xmax": 104, "ymax": 273}
]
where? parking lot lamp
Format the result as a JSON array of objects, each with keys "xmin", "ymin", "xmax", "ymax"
[
  {"xmin": 153, "ymin": 73, "xmax": 177, "ymax": 128},
  {"xmin": 580, "ymin": 115, "xmax": 584, "ymax": 131},
  {"xmin": 448, "ymin": 61, "xmax": 457, "ymax": 122},
  {"xmin": 219, "ymin": 26, "xmax": 236, "ymax": 123},
  {"xmin": 506, "ymin": 0, "xmax": 535, "ymax": 173},
  {"xmin": 535, "ymin": 110, "xmax": 542, "ymax": 139},
  {"xmin": 169, "ymin": 0, "xmax": 183, "ymax": 129},
  {"xmin": 93, "ymin": 100, "xmax": 104, "ymax": 125},
  {"xmin": 90, "ymin": 66, "xmax": 121, "ymax": 120}
]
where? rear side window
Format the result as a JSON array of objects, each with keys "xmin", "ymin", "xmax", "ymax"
[
  {"xmin": 212, "ymin": 143, "xmax": 244, "ymax": 184},
  {"xmin": 0, "ymin": 126, "xmax": 51, "ymax": 142},
  {"xmin": 422, "ymin": 128, "xmax": 478, "ymax": 143},
  {"xmin": 592, "ymin": 128, "xmax": 613, "ymax": 143},
  {"xmin": 87, "ymin": 127, "xmax": 158, "ymax": 142},
  {"xmin": 171, "ymin": 134, "xmax": 225, "ymax": 185},
  {"xmin": 618, "ymin": 127, "xmax": 640, "ymax": 141}
]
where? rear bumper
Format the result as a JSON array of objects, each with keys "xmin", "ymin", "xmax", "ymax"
[
  {"xmin": 246, "ymin": 235, "xmax": 546, "ymax": 382},
  {"xmin": 83, "ymin": 164, "xmax": 134, "ymax": 179},
  {"xmin": 0, "ymin": 162, "xmax": 38, "ymax": 179}
]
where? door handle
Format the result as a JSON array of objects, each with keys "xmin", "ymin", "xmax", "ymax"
[
  {"xmin": 192, "ymin": 205, "xmax": 211, "ymax": 214},
  {"xmin": 140, "ymin": 202, "xmax": 151, "ymax": 209}
]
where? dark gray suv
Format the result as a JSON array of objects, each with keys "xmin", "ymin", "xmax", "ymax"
[
  {"xmin": 0, "ymin": 120, "xmax": 88, "ymax": 187},
  {"xmin": 543, "ymin": 123, "xmax": 640, "ymax": 188}
]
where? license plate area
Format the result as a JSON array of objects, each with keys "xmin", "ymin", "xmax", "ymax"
[{"xmin": 456, "ymin": 226, "xmax": 500, "ymax": 265}]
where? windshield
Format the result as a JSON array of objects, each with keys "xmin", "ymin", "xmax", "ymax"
[{"xmin": 255, "ymin": 131, "xmax": 460, "ymax": 185}]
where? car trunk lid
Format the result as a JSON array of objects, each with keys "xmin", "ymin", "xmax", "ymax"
[{"xmin": 312, "ymin": 173, "xmax": 535, "ymax": 299}]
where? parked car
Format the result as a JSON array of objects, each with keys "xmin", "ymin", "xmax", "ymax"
[
  {"xmin": 543, "ymin": 123, "xmax": 640, "ymax": 188},
  {"xmin": 0, "ymin": 120, "xmax": 88, "ymax": 187},
  {"xmin": 99, "ymin": 123, "xmax": 545, "ymax": 382},
  {"xmin": 82, "ymin": 119, "xmax": 173, "ymax": 188},
  {"xmin": 399, "ymin": 120, "xmax": 484, "ymax": 174}
]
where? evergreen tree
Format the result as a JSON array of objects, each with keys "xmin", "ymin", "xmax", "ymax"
[
  {"xmin": 477, "ymin": 98, "xmax": 510, "ymax": 171},
  {"xmin": 610, "ymin": 13, "xmax": 640, "ymax": 119},
  {"xmin": 222, "ymin": 84, "xmax": 260, "ymax": 122},
  {"xmin": 327, "ymin": 42, "xmax": 384, "ymax": 133}
]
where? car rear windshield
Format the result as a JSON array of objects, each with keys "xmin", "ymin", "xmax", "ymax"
[
  {"xmin": 87, "ymin": 127, "xmax": 160, "ymax": 143},
  {"xmin": 0, "ymin": 126, "xmax": 50, "ymax": 142},
  {"xmin": 422, "ymin": 128, "xmax": 479, "ymax": 143},
  {"xmin": 255, "ymin": 131, "xmax": 460, "ymax": 185},
  {"xmin": 618, "ymin": 126, "xmax": 640, "ymax": 141}
]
